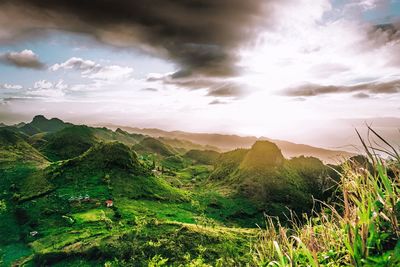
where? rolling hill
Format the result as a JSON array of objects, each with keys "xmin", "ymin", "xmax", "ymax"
[
  {"xmin": 19, "ymin": 115, "xmax": 72, "ymax": 135},
  {"xmin": 100, "ymin": 124, "xmax": 354, "ymax": 164},
  {"xmin": 209, "ymin": 141, "xmax": 334, "ymax": 215},
  {"xmin": 0, "ymin": 129, "xmax": 48, "ymax": 166},
  {"xmin": 133, "ymin": 137, "xmax": 177, "ymax": 157},
  {"xmin": 0, "ymin": 115, "xmax": 351, "ymax": 265},
  {"xmin": 39, "ymin": 125, "xmax": 98, "ymax": 161}
]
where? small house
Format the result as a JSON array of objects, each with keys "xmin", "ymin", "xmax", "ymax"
[
  {"xmin": 83, "ymin": 194, "xmax": 90, "ymax": 202},
  {"xmin": 30, "ymin": 231, "xmax": 38, "ymax": 237},
  {"xmin": 105, "ymin": 199, "xmax": 113, "ymax": 207}
]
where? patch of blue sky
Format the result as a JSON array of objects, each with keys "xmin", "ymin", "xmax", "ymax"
[
  {"xmin": 0, "ymin": 30, "xmax": 174, "ymax": 86},
  {"xmin": 362, "ymin": 0, "xmax": 400, "ymax": 23},
  {"xmin": 330, "ymin": 0, "xmax": 400, "ymax": 24}
]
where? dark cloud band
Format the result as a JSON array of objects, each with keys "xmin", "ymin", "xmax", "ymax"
[
  {"xmin": 0, "ymin": 0, "xmax": 273, "ymax": 78},
  {"xmin": 283, "ymin": 80, "xmax": 400, "ymax": 97}
]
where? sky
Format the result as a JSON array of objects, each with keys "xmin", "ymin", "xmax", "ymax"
[{"xmin": 0, "ymin": 0, "xmax": 400, "ymax": 149}]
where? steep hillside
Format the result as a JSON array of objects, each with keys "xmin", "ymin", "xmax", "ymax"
[
  {"xmin": 40, "ymin": 125, "xmax": 98, "ymax": 161},
  {"xmin": 20, "ymin": 115, "xmax": 71, "ymax": 135},
  {"xmin": 184, "ymin": 149, "xmax": 220, "ymax": 165},
  {"xmin": 209, "ymin": 141, "xmax": 332, "ymax": 215},
  {"xmin": 239, "ymin": 141, "xmax": 284, "ymax": 171},
  {"xmin": 0, "ymin": 129, "xmax": 48, "ymax": 166},
  {"xmin": 49, "ymin": 142, "xmax": 185, "ymax": 201},
  {"xmin": 92, "ymin": 127, "xmax": 143, "ymax": 146},
  {"xmin": 209, "ymin": 148, "xmax": 249, "ymax": 181},
  {"xmin": 159, "ymin": 137, "xmax": 220, "ymax": 152},
  {"xmin": 133, "ymin": 137, "xmax": 176, "ymax": 157}
]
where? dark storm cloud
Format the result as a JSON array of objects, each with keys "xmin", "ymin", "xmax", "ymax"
[
  {"xmin": 146, "ymin": 73, "xmax": 245, "ymax": 97},
  {"xmin": 370, "ymin": 23, "xmax": 400, "ymax": 44},
  {"xmin": 0, "ymin": 0, "xmax": 275, "ymax": 78},
  {"xmin": 0, "ymin": 50, "xmax": 45, "ymax": 69},
  {"xmin": 283, "ymin": 80, "xmax": 400, "ymax": 97}
]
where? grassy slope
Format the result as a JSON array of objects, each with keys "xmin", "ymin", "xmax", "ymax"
[
  {"xmin": 253, "ymin": 141, "xmax": 400, "ymax": 266},
  {"xmin": 1, "ymin": 117, "xmax": 357, "ymax": 266},
  {"xmin": 184, "ymin": 149, "xmax": 220, "ymax": 165},
  {"xmin": 0, "ymin": 129, "xmax": 48, "ymax": 167},
  {"xmin": 39, "ymin": 125, "xmax": 98, "ymax": 161},
  {"xmin": 208, "ymin": 141, "xmax": 334, "ymax": 216},
  {"xmin": 133, "ymin": 137, "xmax": 177, "ymax": 157}
]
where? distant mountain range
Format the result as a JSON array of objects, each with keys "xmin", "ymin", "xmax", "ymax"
[
  {"xmin": 0, "ymin": 115, "xmax": 355, "ymax": 164},
  {"xmin": 99, "ymin": 124, "xmax": 355, "ymax": 164}
]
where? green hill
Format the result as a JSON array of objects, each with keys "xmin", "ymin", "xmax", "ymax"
[
  {"xmin": 133, "ymin": 137, "xmax": 176, "ymax": 157},
  {"xmin": 92, "ymin": 127, "xmax": 143, "ymax": 146},
  {"xmin": 0, "ymin": 129, "xmax": 48, "ymax": 166},
  {"xmin": 239, "ymin": 141, "xmax": 284, "ymax": 171},
  {"xmin": 184, "ymin": 149, "xmax": 220, "ymax": 165},
  {"xmin": 159, "ymin": 137, "xmax": 220, "ymax": 153},
  {"xmin": 209, "ymin": 148, "xmax": 249, "ymax": 180},
  {"xmin": 40, "ymin": 125, "xmax": 98, "ymax": 161},
  {"xmin": 209, "ymin": 141, "xmax": 332, "ymax": 215},
  {"xmin": 20, "ymin": 115, "xmax": 71, "ymax": 135},
  {"xmin": 19, "ymin": 123, "xmax": 41, "ymax": 136},
  {"xmin": 49, "ymin": 142, "xmax": 185, "ymax": 201}
]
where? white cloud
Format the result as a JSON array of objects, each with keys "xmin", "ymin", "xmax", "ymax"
[
  {"xmin": 239, "ymin": 0, "xmax": 400, "ymax": 96},
  {"xmin": 0, "ymin": 49, "xmax": 44, "ymax": 69},
  {"xmin": 85, "ymin": 65, "xmax": 134, "ymax": 81},
  {"xmin": 346, "ymin": 0, "xmax": 382, "ymax": 11},
  {"xmin": 50, "ymin": 57, "xmax": 98, "ymax": 72},
  {"xmin": 1, "ymin": 1, "xmax": 399, "ymax": 150},
  {"xmin": 34, "ymin": 80, "xmax": 53, "ymax": 89},
  {"xmin": 28, "ymin": 79, "xmax": 68, "ymax": 98},
  {"xmin": 51, "ymin": 57, "xmax": 134, "ymax": 82},
  {"xmin": 1, "ymin": 83, "xmax": 23, "ymax": 89}
]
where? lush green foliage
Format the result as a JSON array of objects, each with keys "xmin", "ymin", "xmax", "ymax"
[
  {"xmin": 134, "ymin": 137, "xmax": 176, "ymax": 157},
  {"xmin": 20, "ymin": 115, "xmax": 71, "ymax": 135},
  {"xmin": 209, "ymin": 141, "xmax": 333, "ymax": 216},
  {"xmin": 253, "ymin": 134, "xmax": 400, "ymax": 266},
  {"xmin": 184, "ymin": 150, "xmax": 220, "ymax": 165},
  {"xmin": 40, "ymin": 125, "xmax": 98, "ymax": 161},
  {"xmin": 1, "ymin": 116, "xmax": 365, "ymax": 266}
]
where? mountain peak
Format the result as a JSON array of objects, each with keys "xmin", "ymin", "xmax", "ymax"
[
  {"xmin": 76, "ymin": 142, "xmax": 142, "ymax": 173},
  {"xmin": 32, "ymin": 115, "xmax": 48, "ymax": 123},
  {"xmin": 24, "ymin": 115, "xmax": 70, "ymax": 134},
  {"xmin": 239, "ymin": 140, "xmax": 284, "ymax": 171}
]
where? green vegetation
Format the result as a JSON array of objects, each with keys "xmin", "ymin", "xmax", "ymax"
[
  {"xmin": 0, "ymin": 129, "xmax": 48, "ymax": 166},
  {"xmin": 2, "ymin": 116, "xmax": 397, "ymax": 266},
  {"xmin": 209, "ymin": 141, "xmax": 333, "ymax": 216},
  {"xmin": 184, "ymin": 150, "xmax": 220, "ymax": 165},
  {"xmin": 253, "ymin": 130, "xmax": 400, "ymax": 266},
  {"xmin": 134, "ymin": 137, "xmax": 177, "ymax": 157},
  {"xmin": 40, "ymin": 125, "xmax": 98, "ymax": 161},
  {"xmin": 20, "ymin": 115, "xmax": 71, "ymax": 135}
]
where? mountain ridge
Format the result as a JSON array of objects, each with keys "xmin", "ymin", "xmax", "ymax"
[{"xmin": 98, "ymin": 123, "xmax": 355, "ymax": 164}]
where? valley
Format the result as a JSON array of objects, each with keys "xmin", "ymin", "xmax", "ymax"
[{"xmin": 0, "ymin": 115, "xmax": 344, "ymax": 266}]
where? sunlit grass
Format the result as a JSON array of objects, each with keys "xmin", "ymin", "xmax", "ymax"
[{"xmin": 253, "ymin": 129, "xmax": 400, "ymax": 266}]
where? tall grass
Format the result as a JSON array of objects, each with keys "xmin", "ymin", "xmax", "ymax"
[{"xmin": 253, "ymin": 128, "xmax": 400, "ymax": 266}]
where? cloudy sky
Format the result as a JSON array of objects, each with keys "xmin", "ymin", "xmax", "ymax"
[{"xmin": 0, "ymin": 0, "xmax": 399, "ymax": 149}]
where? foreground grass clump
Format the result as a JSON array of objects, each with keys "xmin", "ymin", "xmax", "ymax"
[{"xmin": 253, "ymin": 133, "xmax": 400, "ymax": 266}]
